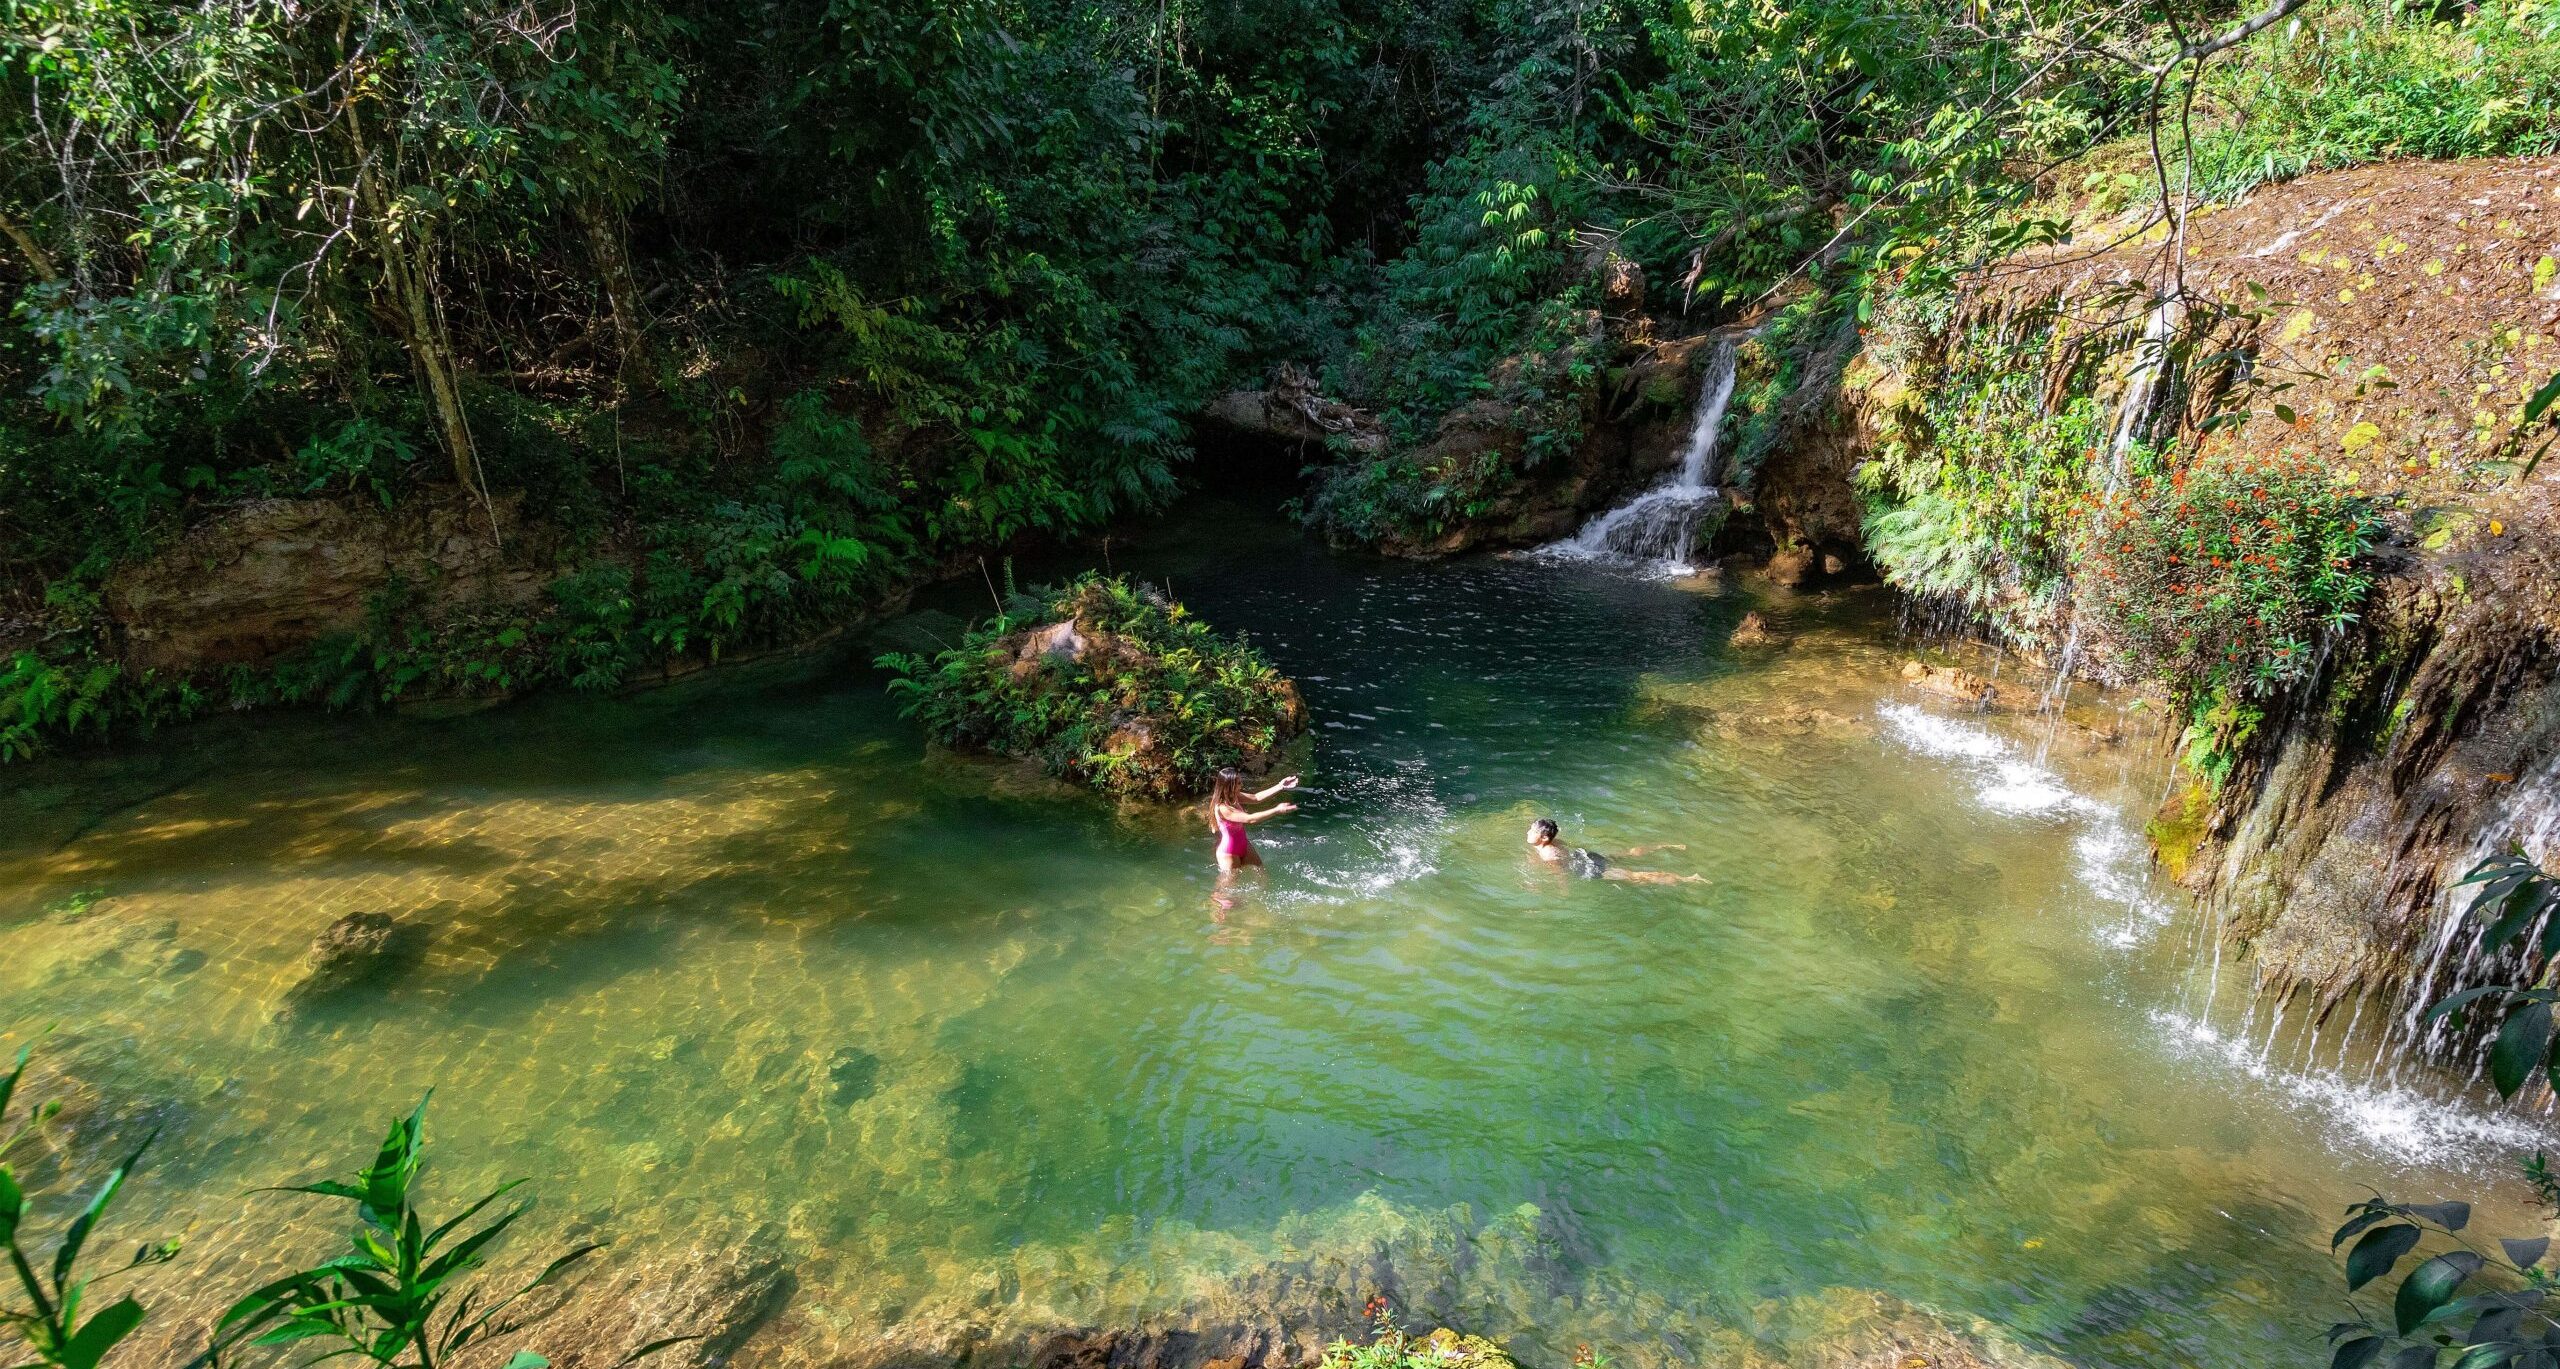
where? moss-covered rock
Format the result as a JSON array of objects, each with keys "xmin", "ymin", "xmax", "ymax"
[{"xmin": 879, "ymin": 574, "xmax": 1306, "ymax": 801}]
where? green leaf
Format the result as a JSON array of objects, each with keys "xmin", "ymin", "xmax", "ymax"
[
  {"xmin": 2336, "ymin": 1206, "xmax": 2396, "ymax": 1249},
  {"xmin": 2501, "ymin": 1236, "xmax": 2550, "ymax": 1269},
  {"xmin": 2397, "ymin": 1251, "xmax": 2485, "ymax": 1333},
  {"xmin": 2523, "ymin": 370, "xmax": 2560, "ymax": 426},
  {"xmin": 613, "ymin": 1335, "xmax": 704, "ymax": 1367},
  {"xmin": 503, "ymin": 1354, "xmax": 551, "ymax": 1369},
  {"xmin": 0, "ymin": 1165, "xmax": 22, "ymax": 1245},
  {"xmin": 2333, "ymin": 1335, "xmax": 2385, "ymax": 1369},
  {"xmin": 2426, "ymin": 986, "xmax": 2514, "ymax": 1022},
  {"xmin": 2350, "ymin": 1224, "xmax": 2424, "ymax": 1292},
  {"xmin": 424, "ymin": 1181, "xmax": 526, "ymax": 1254},
  {"xmin": 58, "ymin": 1295, "xmax": 145, "ymax": 1369},
  {"xmin": 56, "ymin": 1130, "xmax": 156, "ymax": 1293},
  {"xmin": 2403, "ymin": 1202, "xmax": 2473, "ymax": 1232},
  {"xmin": 0, "ymin": 1046, "xmax": 27, "ymax": 1132},
  {"xmin": 2495, "ymin": 1001, "xmax": 2556, "ymax": 1097}
]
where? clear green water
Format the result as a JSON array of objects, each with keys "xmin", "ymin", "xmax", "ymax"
[{"xmin": 0, "ymin": 500, "xmax": 2539, "ymax": 1367}]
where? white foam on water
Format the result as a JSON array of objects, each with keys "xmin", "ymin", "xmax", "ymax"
[
  {"xmin": 1978, "ymin": 767, "xmax": 2087, "ymax": 817},
  {"xmin": 1875, "ymin": 703, "xmax": 2008, "ymax": 762},
  {"xmin": 1878, "ymin": 691, "xmax": 2552, "ymax": 1170},
  {"xmin": 2077, "ymin": 824, "xmax": 2175, "ymax": 949},
  {"xmin": 1876, "ymin": 702, "xmax": 2168, "ymax": 948},
  {"xmin": 1278, "ymin": 757, "xmax": 1447, "ymax": 905},
  {"xmin": 2150, "ymin": 1009, "xmax": 2547, "ymax": 1169}
]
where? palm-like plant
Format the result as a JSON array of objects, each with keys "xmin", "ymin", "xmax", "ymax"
[
  {"xmin": 196, "ymin": 1095, "xmax": 687, "ymax": 1369},
  {"xmin": 0, "ymin": 1047, "xmax": 180, "ymax": 1369}
]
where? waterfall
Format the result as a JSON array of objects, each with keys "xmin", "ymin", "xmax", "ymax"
[
  {"xmin": 1546, "ymin": 337, "xmax": 1740, "ymax": 569},
  {"xmin": 2392, "ymin": 752, "xmax": 2560, "ymax": 1069},
  {"xmin": 2104, "ymin": 295, "xmax": 2183, "ymax": 485}
]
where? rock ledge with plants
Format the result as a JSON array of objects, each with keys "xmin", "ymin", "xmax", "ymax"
[{"xmin": 879, "ymin": 575, "xmax": 1306, "ymax": 801}]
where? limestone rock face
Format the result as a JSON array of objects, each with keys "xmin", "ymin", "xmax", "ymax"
[{"xmin": 104, "ymin": 490, "xmax": 543, "ymax": 672}]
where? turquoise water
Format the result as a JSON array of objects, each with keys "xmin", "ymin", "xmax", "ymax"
[{"xmin": 0, "ymin": 499, "xmax": 2538, "ymax": 1367}]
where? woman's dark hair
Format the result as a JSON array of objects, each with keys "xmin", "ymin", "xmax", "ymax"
[
  {"xmin": 1529, "ymin": 818, "xmax": 1559, "ymax": 843},
  {"xmin": 1208, "ymin": 769, "xmax": 1247, "ymax": 828}
]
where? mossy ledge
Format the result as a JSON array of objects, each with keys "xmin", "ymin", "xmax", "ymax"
[{"xmin": 879, "ymin": 574, "xmax": 1307, "ymax": 802}]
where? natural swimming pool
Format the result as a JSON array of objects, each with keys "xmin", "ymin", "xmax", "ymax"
[{"xmin": 0, "ymin": 499, "xmax": 2537, "ymax": 1367}]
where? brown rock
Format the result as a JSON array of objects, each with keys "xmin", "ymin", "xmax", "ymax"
[
  {"xmin": 1598, "ymin": 254, "xmax": 1645, "ymax": 314},
  {"xmin": 1202, "ymin": 365, "xmax": 1387, "ymax": 456},
  {"xmin": 490, "ymin": 1243, "xmax": 792, "ymax": 1369},
  {"xmin": 272, "ymin": 911, "xmax": 423, "ymax": 1020},
  {"xmin": 1764, "ymin": 546, "xmax": 1816, "ymax": 589},
  {"xmin": 302, "ymin": 912, "xmax": 413, "ymax": 989},
  {"xmin": 1729, "ymin": 612, "xmax": 1787, "ymax": 649},
  {"xmin": 1898, "ymin": 661, "xmax": 2040, "ymax": 712},
  {"xmin": 106, "ymin": 490, "xmax": 540, "ymax": 672}
]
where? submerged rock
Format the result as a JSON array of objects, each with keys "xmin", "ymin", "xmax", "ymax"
[
  {"xmin": 826, "ymin": 1047, "xmax": 883, "ymax": 1107},
  {"xmin": 271, "ymin": 911, "xmax": 425, "ymax": 1019},
  {"xmin": 1898, "ymin": 661, "xmax": 2038, "ymax": 713},
  {"xmin": 491, "ymin": 1242, "xmax": 793, "ymax": 1369},
  {"xmin": 742, "ymin": 1195, "xmax": 2063, "ymax": 1369},
  {"xmin": 1729, "ymin": 612, "xmax": 1787, "ymax": 649}
]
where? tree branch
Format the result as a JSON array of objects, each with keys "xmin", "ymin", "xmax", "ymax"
[
  {"xmin": 2161, "ymin": 0, "xmax": 2309, "ymax": 69},
  {"xmin": 0, "ymin": 209, "xmax": 57, "ymax": 282}
]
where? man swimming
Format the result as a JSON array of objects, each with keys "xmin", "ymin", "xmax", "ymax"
[{"xmin": 1525, "ymin": 818, "xmax": 1704, "ymax": 885}]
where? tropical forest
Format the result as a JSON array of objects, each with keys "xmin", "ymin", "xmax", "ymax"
[{"xmin": 6, "ymin": 0, "xmax": 2560, "ymax": 1366}]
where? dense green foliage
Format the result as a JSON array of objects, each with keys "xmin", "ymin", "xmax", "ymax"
[
  {"xmin": 3, "ymin": 0, "xmax": 2554, "ymax": 757},
  {"xmin": 881, "ymin": 574, "xmax": 1304, "ymax": 799},
  {"xmin": 1858, "ymin": 323, "xmax": 2114, "ymax": 645}
]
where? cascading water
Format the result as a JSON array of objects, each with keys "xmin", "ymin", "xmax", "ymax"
[
  {"xmin": 1546, "ymin": 337, "xmax": 1740, "ymax": 569},
  {"xmin": 2104, "ymin": 294, "xmax": 2184, "ymax": 485}
]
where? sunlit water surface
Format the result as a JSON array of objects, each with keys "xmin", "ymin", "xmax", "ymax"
[{"xmin": 0, "ymin": 500, "xmax": 2540, "ymax": 1367}]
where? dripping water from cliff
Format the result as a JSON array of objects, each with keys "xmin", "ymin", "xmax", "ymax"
[
  {"xmin": 1541, "ymin": 336, "xmax": 1739, "ymax": 571},
  {"xmin": 2141, "ymin": 756, "xmax": 2560, "ymax": 1163}
]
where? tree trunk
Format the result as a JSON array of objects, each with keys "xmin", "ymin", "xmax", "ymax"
[
  {"xmin": 582, "ymin": 204, "xmax": 649, "ymax": 384},
  {"xmin": 349, "ymin": 122, "xmax": 496, "ymax": 543}
]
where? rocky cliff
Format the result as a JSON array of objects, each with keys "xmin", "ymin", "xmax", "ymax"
[
  {"xmin": 102, "ymin": 490, "xmax": 549, "ymax": 673},
  {"xmin": 1796, "ymin": 155, "xmax": 2560, "ymax": 1026}
]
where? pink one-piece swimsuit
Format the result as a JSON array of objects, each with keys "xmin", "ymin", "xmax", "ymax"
[{"xmin": 1216, "ymin": 810, "xmax": 1261, "ymax": 865}]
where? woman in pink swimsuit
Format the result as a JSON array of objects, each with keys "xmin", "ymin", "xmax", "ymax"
[{"xmin": 1208, "ymin": 768, "xmax": 1299, "ymax": 870}]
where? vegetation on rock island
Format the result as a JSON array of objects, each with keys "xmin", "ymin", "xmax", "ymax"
[{"xmin": 880, "ymin": 573, "xmax": 1305, "ymax": 800}]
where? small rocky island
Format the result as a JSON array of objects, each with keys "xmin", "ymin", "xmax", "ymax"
[{"xmin": 879, "ymin": 574, "xmax": 1307, "ymax": 801}]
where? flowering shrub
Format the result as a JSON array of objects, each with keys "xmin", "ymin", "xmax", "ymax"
[{"xmin": 2072, "ymin": 450, "xmax": 2381, "ymax": 699}]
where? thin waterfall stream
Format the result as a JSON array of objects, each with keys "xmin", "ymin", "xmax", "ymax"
[{"xmin": 1545, "ymin": 335, "xmax": 1741, "ymax": 569}]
